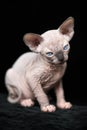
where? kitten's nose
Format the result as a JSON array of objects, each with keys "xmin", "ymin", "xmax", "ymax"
[{"xmin": 56, "ymin": 51, "xmax": 64, "ymax": 61}]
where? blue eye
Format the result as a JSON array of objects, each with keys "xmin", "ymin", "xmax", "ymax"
[
  {"xmin": 63, "ymin": 44, "xmax": 69, "ymax": 50},
  {"xmin": 46, "ymin": 52, "xmax": 53, "ymax": 57}
]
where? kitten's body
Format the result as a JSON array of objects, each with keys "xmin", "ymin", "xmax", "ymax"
[
  {"xmin": 14, "ymin": 52, "xmax": 66, "ymax": 88},
  {"xmin": 5, "ymin": 17, "xmax": 74, "ymax": 112}
]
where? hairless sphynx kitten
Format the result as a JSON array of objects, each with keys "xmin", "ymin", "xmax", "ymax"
[{"xmin": 5, "ymin": 17, "xmax": 74, "ymax": 112}]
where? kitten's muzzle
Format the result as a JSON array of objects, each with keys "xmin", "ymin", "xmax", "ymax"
[{"xmin": 56, "ymin": 51, "xmax": 64, "ymax": 62}]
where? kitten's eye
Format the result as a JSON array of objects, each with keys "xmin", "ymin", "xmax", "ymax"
[
  {"xmin": 63, "ymin": 44, "xmax": 69, "ymax": 51},
  {"xmin": 46, "ymin": 52, "xmax": 54, "ymax": 57}
]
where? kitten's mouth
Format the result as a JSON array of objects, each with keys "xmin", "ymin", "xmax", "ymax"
[
  {"xmin": 51, "ymin": 60, "xmax": 66, "ymax": 66},
  {"xmin": 59, "ymin": 60, "xmax": 66, "ymax": 64},
  {"xmin": 47, "ymin": 57, "xmax": 67, "ymax": 65},
  {"xmin": 59, "ymin": 61, "xmax": 66, "ymax": 65},
  {"xmin": 59, "ymin": 58, "xmax": 68, "ymax": 64}
]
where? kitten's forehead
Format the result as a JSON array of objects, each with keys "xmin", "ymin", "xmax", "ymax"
[
  {"xmin": 41, "ymin": 30, "xmax": 67, "ymax": 46},
  {"xmin": 42, "ymin": 30, "xmax": 60, "ymax": 41}
]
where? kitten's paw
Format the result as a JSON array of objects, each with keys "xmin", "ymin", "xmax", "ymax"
[
  {"xmin": 20, "ymin": 99, "xmax": 34, "ymax": 107},
  {"xmin": 41, "ymin": 105, "xmax": 56, "ymax": 112},
  {"xmin": 57, "ymin": 102, "xmax": 72, "ymax": 109}
]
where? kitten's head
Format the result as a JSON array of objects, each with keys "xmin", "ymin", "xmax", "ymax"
[{"xmin": 23, "ymin": 17, "xmax": 74, "ymax": 64}]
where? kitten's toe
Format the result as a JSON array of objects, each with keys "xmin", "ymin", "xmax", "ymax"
[
  {"xmin": 20, "ymin": 99, "xmax": 34, "ymax": 107},
  {"xmin": 57, "ymin": 102, "xmax": 72, "ymax": 109},
  {"xmin": 41, "ymin": 105, "xmax": 56, "ymax": 112},
  {"xmin": 64, "ymin": 102, "xmax": 72, "ymax": 109}
]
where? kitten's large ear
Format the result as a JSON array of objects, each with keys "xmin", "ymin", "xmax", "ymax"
[
  {"xmin": 58, "ymin": 17, "xmax": 74, "ymax": 41},
  {"xmin": 23, "ymin": 33, "xmax": 43, "ymax": 52}
]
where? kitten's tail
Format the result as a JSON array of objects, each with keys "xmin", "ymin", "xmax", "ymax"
[
  {"xmin": 7, "ymin": 85, "xmax": 22, "ymax": 104},
  {"xmin": 5, "ymin": 68, "xmax": 22, "ymax": 104}
]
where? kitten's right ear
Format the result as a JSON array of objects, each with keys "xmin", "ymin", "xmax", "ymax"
[
  {"xmin": 23, "ymin": 33, "xmax": 43, "ymax": 52},
  {"xmin": 58, "ymin": 17, "xmax": 74, "ymax": 41}
]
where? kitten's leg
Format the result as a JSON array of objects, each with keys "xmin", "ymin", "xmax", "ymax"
[
  {"xmin": 26, "ymin": 74, "xmax": 56, "ymax": 112},
  {"xmin": 55, "ymin": 80, "xmax": 72, "ymax": 109}
]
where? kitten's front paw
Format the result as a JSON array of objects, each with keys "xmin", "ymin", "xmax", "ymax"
[
  {"xmin": 41, "ymin": 105, "xmax": 56, "ymax": 112},
  {"xmin": 57, "ymin": 102, "xmax": 72, "ymax": 109}
]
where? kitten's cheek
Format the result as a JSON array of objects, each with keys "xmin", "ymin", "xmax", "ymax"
[
  {"xmin": 53, "ymin": 59, "xmax": 59, "ymax": 64},
  {"xmin": 64, "ymin": 54, "xmax": 68, "ymax": 60}
]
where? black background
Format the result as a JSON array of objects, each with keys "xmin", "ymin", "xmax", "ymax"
[{"xmin": 0, "ymin": 1, "xmax": 87, "ymax": 105}]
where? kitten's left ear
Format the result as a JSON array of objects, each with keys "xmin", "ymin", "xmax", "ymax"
[
  {"xmin": 58, "ymin": 17, "xmax": 74, "ymax": 41},
  {"xmin": 23, "ymin": 33, "xmax": 43, "ymax": 52}
]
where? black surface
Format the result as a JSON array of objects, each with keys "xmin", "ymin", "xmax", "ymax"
[{"xmin": 0, "ymin": 94, "xmax": 87, "ymax": 130}]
